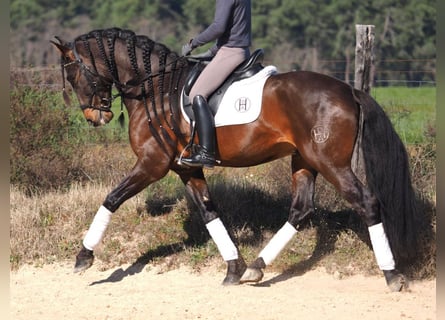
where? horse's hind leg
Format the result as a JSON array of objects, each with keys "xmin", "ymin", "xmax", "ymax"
[
  {"xmin": 179, "ymin": 168, "xmax": 246, "ymax": 285},
  {"xmin": 324, "ymin": 167, "xmax": 406, "ymax": 291},
  {"xmin": 240, "ymin": 154, "xmax": 316, "ymax": 283}
]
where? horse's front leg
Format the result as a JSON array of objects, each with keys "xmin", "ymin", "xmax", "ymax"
[
  {"xmin": 179, "ymin": 168, "xmax": 246, "ymax": 285},
  {"xmin": 74, "ymin": 160, "xmax": 167, "ymax": 273}
]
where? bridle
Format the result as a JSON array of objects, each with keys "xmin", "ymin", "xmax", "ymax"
[
  {"xmin": 58, "ymin": 29, "xmax": 192, "ymax": 136},
  {"xmin": 61, "ymin": 47, "xmax": 117, "ymax": 114},
  {"xmin": 56, "ymin": 28, "xmax": 193, "ymax": 151},
  {"xmin": 60, "ymin": 41, "xmax": 184, "ymax": 114}
]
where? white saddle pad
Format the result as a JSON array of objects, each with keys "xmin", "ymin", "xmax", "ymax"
[{"xmin": 181, "ymin": 65, "xmax": 278, "ymax": 127}]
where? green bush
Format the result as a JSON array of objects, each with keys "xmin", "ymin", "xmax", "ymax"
[{"xmin": 10, "ymin": 85, "xmax": 84, "ymax": 192}]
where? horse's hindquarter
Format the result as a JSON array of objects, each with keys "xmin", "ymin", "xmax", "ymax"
[
  {"xmin": 215, "ymin": 73, "xmax": 298, "ymax": 166},
  {"xmin": 216, "ymin": 71, "xmax": 359, "ymax": 169}
]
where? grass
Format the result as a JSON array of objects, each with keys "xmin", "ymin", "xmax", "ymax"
[
  {"xmin": 10, "ymin": 146, "xmax": 436, "ymax": 279},
  {"xmin": 371, "ymin": 86, "xmax": 436, "ymax": 144}
]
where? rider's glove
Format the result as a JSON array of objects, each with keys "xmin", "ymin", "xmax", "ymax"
[{"xmin": 182, "ymin": 39, "xmax": 194, "ymax": 56}]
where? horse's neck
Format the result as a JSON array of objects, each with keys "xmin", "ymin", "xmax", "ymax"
[
  {"xmin": 107, "ymin": 39, "xmax": 186, "ymax": 95},
  {"xmin": 79, "ymin": 34, "xmax": 160, "ymax": 84},
  {"xmin": 110, "ymin": 41, "xmax": 189, "ymax": 129},
  {"xmin": 79, "ymin": 30, "xmax": 189, "ymax": 124}
]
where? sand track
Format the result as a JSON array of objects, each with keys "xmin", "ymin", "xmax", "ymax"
[{"xmin": 10, "ymin": 262, "xmax": 435, "ymax": 320}]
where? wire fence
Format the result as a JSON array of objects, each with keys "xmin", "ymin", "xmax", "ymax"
[
  {"xmin": 319, "ymin": 58, "xmax": 436, "ymax": 87},
  {"xmin": 10, "ymin": 62, "xmax": 436, "ymax": 146},
  {"xmin": 10, "ymin": 58, "xmax": 436, "ymax": 89}
]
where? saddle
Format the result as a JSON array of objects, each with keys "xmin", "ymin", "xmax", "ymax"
[{"xmin": 182, "ymin": 48, "xmax": 265, "ymax": 121}]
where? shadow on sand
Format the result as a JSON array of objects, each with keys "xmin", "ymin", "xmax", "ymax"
[{"xmin": 90, "ymin": 179, "xmax": 435, "ymax": 286}]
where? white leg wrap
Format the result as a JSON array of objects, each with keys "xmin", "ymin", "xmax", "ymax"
[
  {"xmin": 82, "ymin": 206, "xmax": 113, "ymax": 251},
  {"xmin": 259, "ymin": 222, "xmax": 297, "ymax": 266},
  {"xmin": 368, "ymin": 222, "xmax": 395, "ymax": 270},
  {"xmin": 206, "ymin": 218, "xmax": 238, "ymax": 261}
]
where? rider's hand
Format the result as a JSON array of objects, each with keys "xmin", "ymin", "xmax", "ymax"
[{"xmin": 182, "ymin": 40, "xmax": 194, "ymax": 56}]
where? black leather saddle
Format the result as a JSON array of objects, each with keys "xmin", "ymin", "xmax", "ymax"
[{"xmin": 182, "ymin": 48, "xmax": 265, "ymax": 120}]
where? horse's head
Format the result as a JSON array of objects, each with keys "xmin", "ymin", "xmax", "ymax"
[{"xmin": 51, "ymin": 37, "xmax": 114, "ymax": 127}]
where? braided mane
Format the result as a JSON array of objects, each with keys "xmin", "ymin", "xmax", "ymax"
[
  {"xmin": 75, "ymin": 28, "xmax": 175, "ymax": 58},
  {"xmin": 74, "ymin": 27, "xmax": 184, "ymax": 80},
  {"xmin": 74, "ymin": 27, "xmax": 188, "ymax": 149}
]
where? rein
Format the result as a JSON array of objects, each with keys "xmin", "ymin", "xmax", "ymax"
[
  {"xmin": 60, "ymin": 28, "xmax": 189, "ymax": 150},
  {"xmin": 60, "ymin": 48, "xmax": 116, "ymax": 113},
  {"xmin": 61, "ymin": 41, "xmax": 183, "ymax": 111}
]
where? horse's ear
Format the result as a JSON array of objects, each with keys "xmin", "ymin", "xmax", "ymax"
[{"xmin": 50, "ymin": 37, "xmax": 75, "ymax": 61}]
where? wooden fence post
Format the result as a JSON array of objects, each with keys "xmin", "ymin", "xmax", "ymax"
[{"xmin": 354, "ymin": 25, "xmax": 375, "ymax": 93}]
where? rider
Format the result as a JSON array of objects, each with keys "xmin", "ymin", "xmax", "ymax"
[{"xmin": 181, "ymin": 0, "xmax": 252, "ymax": 168}]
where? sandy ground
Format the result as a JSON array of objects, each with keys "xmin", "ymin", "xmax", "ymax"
[{"xmin": 10, "ymin": 262, "xmax": 435, "ymax": 320}]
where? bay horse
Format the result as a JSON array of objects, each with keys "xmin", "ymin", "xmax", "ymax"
[{"xmin": 51, "ymin": 28, "xmax": 420, "ymax": 291}]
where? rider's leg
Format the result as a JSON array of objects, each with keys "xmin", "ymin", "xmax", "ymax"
[
  {"xmin": 182, "ymin": 47, "xmax": 248, "ymax": 168},
  {"xmin": 181, "ymin": 95, "xmax": 217, "ymax": 168}
]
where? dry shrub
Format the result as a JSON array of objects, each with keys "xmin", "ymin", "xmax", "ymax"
[
  {"xmin": 10, "ymin": 66, "xmax": 61, "ymax": 89},
  {"xmin": 10, "ymin": 78, "xmax": 84, "ymax": 193},
  {"xmin": 405, "ymin": 143, "xmax": 436, "ymax": 279},
  {"xmin": 77, "ymin": 143, "xmax": 136, "ymax": 185},
  {"xmin": 10, "ymin": 181, "xmax": 190, "ymax": 271},
  {"xmin": 10, "ymin": 67, "xmax": 130, "ymax": 193},
  {"xmin": 10, "ymin": 183, "xmax": 103, "ymax": 268},
  {"xmin": 10, "ymin": 142, "xmax": 435, "ymax": 279}
]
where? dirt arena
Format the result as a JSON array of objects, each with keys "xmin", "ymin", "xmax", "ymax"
[{"xmin": 10, "ymin": 262, "xmax": 435, "ymax": 320}]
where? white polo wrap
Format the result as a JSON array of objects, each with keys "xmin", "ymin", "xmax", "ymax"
[
  {"xmin": 259, "ymin": 222, "xmax": 297, "ymax": 265},
  {"xmin": 206, "ymin": 218, "xmax": 238, "ymax": 261},
  {"xmin": 83, "ymin": 205, "xmax": 112, "ymax": 251},
  {"xmin": 368, "ymin": 222, "xmax": 395, "ymax": 270}
]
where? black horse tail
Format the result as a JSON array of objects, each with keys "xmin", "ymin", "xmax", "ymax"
[{"xmin": 353, "ymin": 89, "xmax": 420, "ymax": 265}]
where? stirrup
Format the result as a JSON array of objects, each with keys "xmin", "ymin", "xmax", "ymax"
[
  {"xmin": 179, "ymin": 146, "xmax": 219, "ymax": 168},
  {"xmin": 177, "ymin": 144, "xmax": 193, "ymax": 166}
]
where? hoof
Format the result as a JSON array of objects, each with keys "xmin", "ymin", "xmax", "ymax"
[
  {"xmin": 222, "ymin": 273, "xmax": 242, "ymax": 286},
  {"xmin": 239, "ymin": 267, "xmax": 264, "ymax": 284},
  {"xmin": 222, "ymin": 258, "xmax": 247, "ymax": 286},
  {"xmin": 384, "ymin": 269, "xmax": 408, "ymax": 292},
  {"xmin": 74, "ymin": 246, "xmax": 94, "ymax": 273}
]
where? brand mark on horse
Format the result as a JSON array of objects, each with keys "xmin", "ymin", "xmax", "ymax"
[{"xmin": 311, "ymin": 125, "xmax": 329, "ymax": 143}]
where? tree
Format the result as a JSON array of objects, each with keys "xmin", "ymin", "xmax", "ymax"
[{"xmin": 9, "ymin": 0, "xmax": 436, "ymax": 85}]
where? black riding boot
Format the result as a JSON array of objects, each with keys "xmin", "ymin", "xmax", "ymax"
[{"xmin": 182, "ymin": 95, "xmax": 216, "ymax": 168}]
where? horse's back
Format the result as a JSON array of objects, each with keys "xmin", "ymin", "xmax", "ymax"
[
  {"xmin": 216, "ymin": 70, "xmax": 360, "ymax": 168},
  {"xmin": 265, "ymin": 70, "xmax": 356, "ymax": 107},
  {"xmin": 261, "ymin": 70, "xmax": 358, "ymax": 134}
]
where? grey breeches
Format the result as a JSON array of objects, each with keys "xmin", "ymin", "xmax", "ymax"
[{"xmin": 189, "ymin": 46, "xmax": 249, "ymax": 102}]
